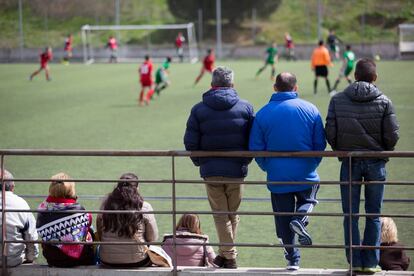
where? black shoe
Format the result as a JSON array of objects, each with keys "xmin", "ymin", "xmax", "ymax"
[
  {"xmin": 223, "ymin": 258, "xmax": 237, "ymax": 269},
  {"xmin": 213, "ymin": 255, "xmax": 225, "ymax": 268}
]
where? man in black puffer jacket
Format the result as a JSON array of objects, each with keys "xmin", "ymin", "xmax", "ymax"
[
  {"xmin": 325, "ymin": 58, "xmax": 399, "ymax": 273},
  {"xmin": 184, "ymin": 66, "xmax": 254, "ymax": 269}
]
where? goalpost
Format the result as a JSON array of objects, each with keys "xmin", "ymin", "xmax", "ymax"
[
  {"xmin": 398, "ymin": 24, "xmax": 414, "ymax": 58},
  {"xmin": 81, "ymin": 23, "xmax": 198, "ymax": 64}
]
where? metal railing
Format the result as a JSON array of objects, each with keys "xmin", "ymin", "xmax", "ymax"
[{"xmin": 1, "ymin": 149, "xmax": 414, "ymax": 276}]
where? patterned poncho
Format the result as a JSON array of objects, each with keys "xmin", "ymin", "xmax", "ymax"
[{"xmin": 36, "ymin": 196, "xmax": 93, "ymax": 259}]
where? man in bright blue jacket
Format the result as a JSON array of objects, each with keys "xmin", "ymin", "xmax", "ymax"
[
  {"xmin": 184, "ymin": 66, "xmax": 254, "ymax": 269},
  {"xmin": 249, "ymin": 72, "xmax": 326, "ymax": 270}
]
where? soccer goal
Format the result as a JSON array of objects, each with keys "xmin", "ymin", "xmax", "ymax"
[
  {"xmin": 81, "ymin": 23, "xmax": 199, "ymax": 64},
  {"xmin": 398, "ymin": 24, "xmax": 414, "ymax": 58}
]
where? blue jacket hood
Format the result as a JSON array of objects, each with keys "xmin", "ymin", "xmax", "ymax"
[
  {"xmin": 269, "ymin": 91, "xmax": 298, "ymax": 102},
  {"xmin": 202, "ymin": 87, "xmax": 239, "ymax": 111}
]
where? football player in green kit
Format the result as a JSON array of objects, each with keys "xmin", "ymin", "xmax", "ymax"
[
  {"xmin": 154, "ymin": 56, "xmax": 172, "ymax": 97},
  {"xmin": 331, "ymin": 45, "xmax": 355, "ymax": 93},
  {"xmin": 256, "ymin": 42, "xmax": 279, "ymax": 80}
]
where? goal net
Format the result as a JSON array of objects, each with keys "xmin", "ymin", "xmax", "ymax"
[
  {"xmin": 81, "ymin": 23, "xmax": 199, "ymax": 64},
  {"xmin": 399, "ymin": 24, "xmax": 414, "ymax": 56}
]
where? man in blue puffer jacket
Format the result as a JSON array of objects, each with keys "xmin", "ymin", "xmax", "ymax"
[
  {"xmin": 184, "ymin": 66, "xmax": 254, "ymax": 269},
  {"xmin": 249, "ymin": 72, "xmax": 326, "ymax": 270}
]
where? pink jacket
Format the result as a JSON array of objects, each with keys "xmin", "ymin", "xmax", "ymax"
[{"xmin": 162, "ymin": 231, "xmax": 216, "ymax": 266}]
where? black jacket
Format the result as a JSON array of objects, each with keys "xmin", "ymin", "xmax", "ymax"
[
  {"xmin": 325, "ymin": 81, "xmax": 399, "ymax": 158},
  {"xmin": 183, "ymin": 87, "xmax": 254, "ymax": 178}
]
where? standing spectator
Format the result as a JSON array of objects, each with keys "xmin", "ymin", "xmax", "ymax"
[
  {"xmin": 29, "ymin": 47, "xmax": 53, "ymax": 81},
  {"xmin": 107, "ymin": 36, "xmax": 118, "ymax": 63},
  {"xmin": 97, "ymin": 173, "xmax": 158, "ymax": 267},
  {"xmin": 162, "ymin": 214, "xmax": 216, "ymax": 266},
  {"xmin": 379, "ymin": 217, "xmax": 410, "ymax": 271},
  {"xmin": 325, "ymin": 58, "xmax": 399, "ymax": 273},
  {"xmin": 249, "ymin": 72, "xmax": 326, "ymax": 270},
  {"xmin": 36, "ymin": 173, "xmax": 95, "ymax": 267},
  {"xmin": 175, "ymin": 32, "xmax": 186, "ymax": 63},
  {"xmin": 0, "ymin": 169, "xmax": 38, "ymax": 267},
  {"xmin": 184, "ymin": 66, "xmax": 254, "ymax": 268},
  {"xmin": 311, "ymin": 40, "xmax": 332, "ymax": 94}
]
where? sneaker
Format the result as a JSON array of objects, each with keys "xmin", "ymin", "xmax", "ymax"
[
  {"xmin": 289, "ymin": 219, "xmax": 312, "ymax": 245},
  {"xmin": 352, "ymin": 267, "xmax": 364, "ymax": 272},
  {"xmin": 286, "ymin": 261, "xmax": 299, "ymax": 271},
  {"xmin": 363, "ymin": 266, "xmax": 382, "ymax": 274},
  {"xmin": 223, "ymin": 258, "xmax": 237, "ymax": 269},
  {"xmin": 213, "ymin": 255, "xmax": 225, "ymax": 268}
]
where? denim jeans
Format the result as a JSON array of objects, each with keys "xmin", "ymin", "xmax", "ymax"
[
  {"xmin": 340, "ymin": 159, "xmax": 386, "ymax": 268},
  {"xmin": 270, "ymin": 185, "xmax": 319, "ymax": 263}
]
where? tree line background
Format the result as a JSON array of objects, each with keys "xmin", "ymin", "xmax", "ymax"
[{"xmin": 0, "ymin": 0, "xmax": 413, "ymax": 48}]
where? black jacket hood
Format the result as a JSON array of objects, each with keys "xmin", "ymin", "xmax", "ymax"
[{"xmin": 344, "ymin": 81, "xmax": 382, "ymax": 103}]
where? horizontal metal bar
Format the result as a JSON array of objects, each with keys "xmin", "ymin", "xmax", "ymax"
[
  {"xmin": 1, "ymin": 149, "xmax": 414, "ymax": 158},
  {"xmin": 19, "ymin": 195, "xmax": 414, "ymax": 204},
  {"xmin": 5, "ymin": 240, "xmax": 414, "ymax": 251},
  {"xmin": 6, "ymin": 178, "xmax": 414, "ymax": 186},
  {"xmin": 2, "ymin": 209, "xmax": 414, "ymax": 218}
]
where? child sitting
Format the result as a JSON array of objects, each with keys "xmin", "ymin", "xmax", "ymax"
[
  {"xmin": 379, "ymin": 217, "xmax": 410, "ymax": 271},
  {"xmin": 162, "ymin": 214, "xmax": 216, "ymax": 266}
]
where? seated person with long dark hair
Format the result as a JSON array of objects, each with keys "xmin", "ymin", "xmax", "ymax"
[
  {"xmin": 162, "ymin": 214, "xmax": 216, "ymax": 266},
  {"xmin": 36, "ymin": 173, "xmax": 95, "ymax": 267},
  {"xmin": 97, "ymin": 173, "xmax": 158, "ymax": 267}
]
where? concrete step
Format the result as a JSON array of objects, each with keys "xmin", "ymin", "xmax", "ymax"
[{"xmin": 7, "ymin": 264, "xmax": 414, "ymax": 276}]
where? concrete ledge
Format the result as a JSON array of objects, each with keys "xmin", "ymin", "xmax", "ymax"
[{"xmin": 7, "ymin": 264, "xmax": 414, "ymax": 276}]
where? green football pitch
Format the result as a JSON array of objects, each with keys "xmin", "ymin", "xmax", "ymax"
[{"xmin": 1, "ymin": 60, "xmax": 413, "ymax": 269}]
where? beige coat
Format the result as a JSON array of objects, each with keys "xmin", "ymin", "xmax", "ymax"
[{"xmin": 97, "ymin": 201, "xmax": 158, "ymax": 265}]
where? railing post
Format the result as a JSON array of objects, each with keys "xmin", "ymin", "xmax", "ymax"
[
  {"xmin": 348, "ymin": 156, "xmax": 353, "ymax": 274},
  {"xmin": 1, "ymin": 154, "xmax": 8, "ymax": 276},
  {"xmin": 171, "ymin": 155, "xmax": 178, "ymax": 276}
]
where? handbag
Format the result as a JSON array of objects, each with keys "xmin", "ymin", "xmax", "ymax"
[{"xmin": 146, "ymin": 245, "xmax": 173, "ymax": 267}]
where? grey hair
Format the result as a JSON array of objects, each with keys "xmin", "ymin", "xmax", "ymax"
[
  {"xmin": 0, "ymin": 169, "xmax": 15, "ymax": 191},
  {"xmin": 211, "ymin": 66, "xmax": 234, "ymax": 87}
]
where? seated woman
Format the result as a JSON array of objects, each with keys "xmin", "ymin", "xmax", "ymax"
[
  {"xmin": 379, "ymin": 217, "xmax": 410, "ymax": 271},
  {"xmin": 36, "ymin": 172, "xmax": 95, "ymax": 267},
  {"xmin": 162, "ymin": 214, "xmax": 216, "ymax": 266},
  {"xmin": 97, "ymin": 173, "xmax": 158, "ymax": 267}
]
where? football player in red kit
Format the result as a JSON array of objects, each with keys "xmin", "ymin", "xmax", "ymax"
[
  {"xmin": 62, "ymin": 34, "xmax": 73, "ymax": 64},
  {"xmin": 139, "ymin": 55, "xmax": 155, "ymax": 106},
  {"xmin": 30, "ymin": 47, "xmax": 53, "ymax": 81},
  {"xmin": 194, "ymin": 49, "xmax": 215, "ymax": 86},
  {"xmin": 107, "ymin": 36, "xmax": 118, "ymax": 63},
  {"xmin": 175, "ymin": 32, "xmax": 185, "ymax": 63}
]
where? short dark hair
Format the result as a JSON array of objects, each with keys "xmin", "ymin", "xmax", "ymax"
[
  {"xmin": 275, "ymin": 72, "xmax": 297, "ymax": 92},
  {"xmin": 144, "ymin": 55, "xmax": 150, "ymax": 60},
  {"xmin": 318, "ymin": 40, "xmax": 324, "ymax": 46},
  {"xmin": 346, "ymin": 45, "xmax": 351, "ymax": 50},
  {"xmin": 355, "ymin": 58, "xmax": 376, "ymax": 82}
]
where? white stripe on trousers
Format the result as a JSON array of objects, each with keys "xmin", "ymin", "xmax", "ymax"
[{"xmin": 301, "ymin": 185, "xmax": 318, "ymax": 224}]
